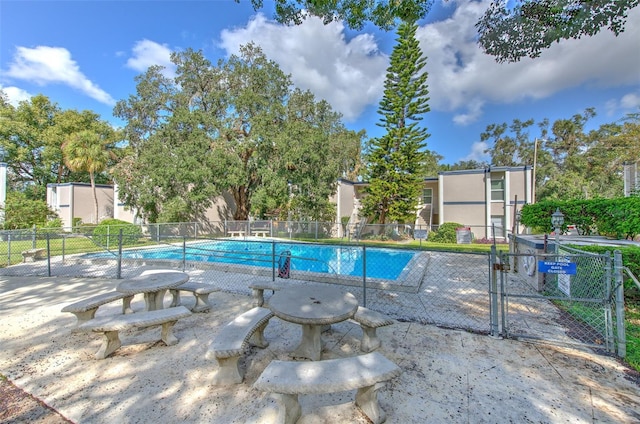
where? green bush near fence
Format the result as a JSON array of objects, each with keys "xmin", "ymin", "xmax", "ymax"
[
  {"xmin": 428, "ymin": 222, "xmax": 463, "ymax": 243},
  {"xmin": 92, "ymin": 219, "xmax": 143, "ymax": 247}
]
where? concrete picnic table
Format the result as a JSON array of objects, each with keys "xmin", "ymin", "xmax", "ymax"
[
  {"xmin": 117, "ymin": 269, "xmax": 189, "ymax": 311},
  {"xmin": 267, "ymin": 285, "xmax": 358, "ymax": 361}
]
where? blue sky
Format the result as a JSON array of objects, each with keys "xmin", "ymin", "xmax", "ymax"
[{"xmin": 1, "ymin": 0, "xmax": 639, "ymax": 164}]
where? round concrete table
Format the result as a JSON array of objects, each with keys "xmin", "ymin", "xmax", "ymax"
[
  {"xmin": 117, "ymin": 270, "xmax": 189, "ymax": 311},
  {"xmin": 268, "ymin": 285, "xmax": 358, "ymax": 360}
]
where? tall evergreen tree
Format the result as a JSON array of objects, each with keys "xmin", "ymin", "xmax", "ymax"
[{"xmin": 361, "ymin": 20, "xmax": 431, "ymax": 225}]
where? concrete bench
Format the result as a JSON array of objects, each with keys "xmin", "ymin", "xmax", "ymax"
[
  {"xmin": 169, "ymin": 282, "xmax": 219, "ymax": 312},
  {"xmin": 62, "ymin": 291, "xmax": 135, "ymax": 328},
  {"xmin": 77, "ymin": 306, "xmax": 192, "ymax": 359},
  {"xmin": 206, "ymin": 307, "xmax": 273, "ymax": 385},
  {"xmin": 251, "ymin": 230, "xmax": 270, "ymax": 237},
  {"xmin": 228, "ymin": 231, "xmax": 245, "ymax": 237},
  {"xmin": 253, "ymin": 351, "xmax": 401, "ymax": 424},
  {"xmin": 248, "ymin": 279, "xmax": 286, "ymax": 307},
  {"xmin": 352, "ymin": 307, "xmax": 395, "ymax": 353},
  {"xmin": 21, "ymin": 248, "xmax": 46, "ymax": 262}
]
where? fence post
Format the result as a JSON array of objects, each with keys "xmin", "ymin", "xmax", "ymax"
[
  {"xmin": 116, "ymin": 229, "xmax": 123, "ymax": 279},
  {"xmin": 614, "ymin": 250, "xmax": 626, "ymax": 358},
  {"xmin": 271, "ymin": 240, "xmax": 276, "ymax": 281},
  {"xmin": 46, "ymin": 233, "xmax": 51, "ymax": 277},
  {"xmin": 182, "ymin": 236, "xmax": 187, "ymax": 272},
  {"xmin": 362, "ymin": 245, "xmax": 367, "ymax": 307},
  {"xmin": 489, "ymin": 245, "xmax": 500, "ymax": 338},
  {"xmin": 32, "ymin": 224, "xmax": 36, "ymax": 249},
  {"xmin": 6, "ymin": 233, "xmax": 11, "ymax": 265},
  {"xmin": 62, "ymin": 234, "xmax": 66, "ymax": 262}
]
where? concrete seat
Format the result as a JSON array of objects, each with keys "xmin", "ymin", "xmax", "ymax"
[
  {"xmin": 351, "ymin": 306, "xmax": 395, "ymax": 352},
  {"xmin": 169, "ymin": 282, "xmax": 219, "ymax": 312},
  {"xmin": 206, "ymin": 307, "xmax": 273, "ymax": 385},
  {"xmin": 77, "ymin": 306, "xmax": 192, "ymax": 359},
  {"xmin": 253, "ymin": 351, "xmax": 401, "ymax": 424},
  {"xmin": 62, "ymin": 291, "xmax": 135, "ymax": 328}
]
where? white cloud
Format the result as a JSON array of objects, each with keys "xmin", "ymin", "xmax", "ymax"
[
  {"xmin": 418, "ymin": 1, "xmax": 640, "ymax": 125},
  {"xmin": 4, "ymin": 46, "xmax": 115, "ymax": 105},
  {"xmin": 605, "ymin": 90, "xmax": 640, "ymax": 116},
  {"xmin": 462, "ymin": 140, "xmax": 490, "ymax": 163},
  {"xmin": 126, "ymin": 39, "xmax": 176, "ymax": 79},
  {"xmin": 620, "ymin": 92, "xmax": 640, "ymax": 109},
  {"xmin": 452, "ymin": 98, "xmax": 485, "ymax": 125},
  {"xmin": 218, "ymin": 4, "xmax": 639, "ymax": 127},
  {"xmin": 219, "ymin": 14, "xmax": 388, "ymax": 121},
  {"xmin": 0, "ymin": 85, "xmax": 32, "ymax": 106}
]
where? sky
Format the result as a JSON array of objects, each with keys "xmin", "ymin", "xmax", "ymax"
[{"xmin": 1, "ymin": 0, "xmax": 639, "ymax": 165}]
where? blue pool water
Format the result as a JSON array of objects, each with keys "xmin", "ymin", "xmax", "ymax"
[{"xmin": 88, "ymin": 240, "xmax": 417, "ymax": 280}]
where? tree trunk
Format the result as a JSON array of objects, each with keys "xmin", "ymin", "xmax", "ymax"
[{"xmin": 90, "ymin": 172, "xmax": 99, "ymax": 224}]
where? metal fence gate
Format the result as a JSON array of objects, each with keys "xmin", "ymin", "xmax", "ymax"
[{"xmin": 495, "ymin": 246, "xmax": 625, "ymax": 355}]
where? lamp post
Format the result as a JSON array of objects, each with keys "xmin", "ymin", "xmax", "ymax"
[{"xmin": 551, "ymin": 207, "xmax": 564, "ymax": 252}]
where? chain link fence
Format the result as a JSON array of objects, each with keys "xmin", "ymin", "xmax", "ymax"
[
  {"xmin": 497, "ymin": 244, "xmax": 625, "ymax": 355},
  {"xmin": 0, "ymin": 227, "xmax": 493, "ymax": 334}
]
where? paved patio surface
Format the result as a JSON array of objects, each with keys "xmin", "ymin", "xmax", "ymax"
[{"xmin": 0, "ymin": 274, "xmax": 639, "ymax": 423}]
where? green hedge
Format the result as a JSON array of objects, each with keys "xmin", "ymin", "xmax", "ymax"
[
  {"xmin": 521, "ymin": 197, "xmax": 640, "ymax": 239},
  {"xmin": 571, "ymin": 244, "xmax": 640, "ymax": 302},
  {"xmin": 92, "ymin": 219, "xmax": 142, "ymax": 247}
]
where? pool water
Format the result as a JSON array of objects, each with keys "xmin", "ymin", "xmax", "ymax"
[{"xmin": 88, "ymin": 240, "xmax": 417, "ymax": 281}]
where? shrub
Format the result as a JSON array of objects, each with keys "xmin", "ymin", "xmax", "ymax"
[
  {"xmin": 428, "ymin": 222, "xmax": 464, "ymax": 243},
  {"xmin": 92, "ymin": 219, "xmax": 142, "ymax": 247},
  {"xmin": 38, "ymin": 218, "xmax": 64, "ymax": 235}
]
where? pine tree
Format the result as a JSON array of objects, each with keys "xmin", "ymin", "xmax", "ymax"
[{"xmin": 361, "ymin": 20, "xmax": 431, "ymax": 225}]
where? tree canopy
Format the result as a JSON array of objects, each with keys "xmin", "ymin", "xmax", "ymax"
[
  {"xmin": 240, "ymin": 0, "xmax": 638, "ymax": 62},
  {"xmin": 240, "ymin": 0, "xmax": 433, "ymax": 30},
  {"xmin": 113, "ymin": 43, "xmax": 362, "ymax": 223},
  {"xmin": 361, "ymin": 20, "xmax": 433, "ymax": 224},
  {"xmin": 481, "ymin": 109, "xmax": 640, "ymax": 201},
  {"xmin": 477, "ymin": 0, "xmax": 639, "ymax": 62},
  {"xmin": 0, "ymin": 94, "xmax": 119, "ymax": 200}
]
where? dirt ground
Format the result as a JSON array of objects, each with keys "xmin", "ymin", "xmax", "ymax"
[
  {"xmin": 2, "ymin": 275, "xmax": 640, "ymax": 424},
  {"xmin": 0, "ymin": 377, "xmax": 71, "ymax": 423}
]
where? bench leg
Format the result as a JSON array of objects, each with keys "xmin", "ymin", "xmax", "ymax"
[
  {"xmin": 212, "ymin": 356, "xmax": 243, "ymax": 385},
  {"xmin": 95, "ymin": 330, "xmax": 121, "ymax": 359},
  {"xmin": 274, "ymin": 393, "xmax": 302, "ymax": 424},
  {"xmin": 249, "ymin": 322, "xmax": 270, "ymax": 348},
  {"xmin": 72, "ymin": 308, "xmax": 99, "ymax": 327},
  {"xmin": 355, "ymin": 382, "xmax": 386, "ymax": 424},
  {"xmin": 161, "ymin": 320, "xmax": 179, "ymax": 346},
  {"xmin": 122, "ymin": 295, "xmax": 134, "ymax": 314},
  {"xmin": 360, "ymin": 325, "xmax": 381, "ymax": 353},
  {"xmin": 169, "ymin": 289, "xmax": 181, "ymax": 308},
  {"xmin": 192, "ymin": 294, "xmax": 211, "ymax": 313},
  {"xmin": 252, "ymin": 288, "xmax": 265, "ymax": 307}
]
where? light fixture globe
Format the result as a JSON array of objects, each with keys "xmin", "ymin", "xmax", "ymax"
[{"xmin": 551, "ymin": 207, "xmax": 564, "ymax": 230}]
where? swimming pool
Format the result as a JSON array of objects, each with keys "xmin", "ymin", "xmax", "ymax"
[{"xmin": 86, "ymin": 240, "xmax": 420, "ymax": 281}]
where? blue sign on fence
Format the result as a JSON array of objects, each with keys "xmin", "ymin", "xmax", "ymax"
[{"xmin": 538, "ymin": 260, "xmax": 577, "ymax": 275}]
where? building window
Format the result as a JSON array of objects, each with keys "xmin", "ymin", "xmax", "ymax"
[
  {"xmin": 491, "ymin": 179, "xmax": 504, "ymax": 201},
  {"xmin": 422, "ymin": 188, "xmax": 433, "ymax": 205}
]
